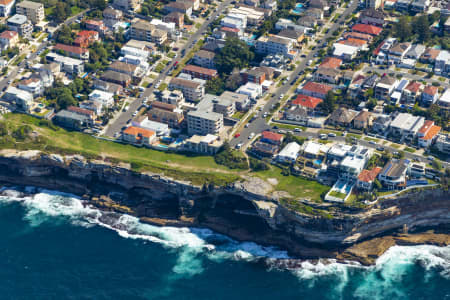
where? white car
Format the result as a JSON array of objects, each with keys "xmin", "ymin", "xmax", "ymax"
[
  {"xmin": 328, "ymin": 132, "xmax": 336, "ymax": 137},
  {"xmin": 248, "ymin": 132, "xmax": 255, "ymax": 139},
  {"xmin": 236, "ymin": 143, "xmax": 243, "ymax": 149},
  {"xmin": 294, "ymin": 128, "xmax": 302, "ymax": 132},
  {"xmin": 245, "ymin": 123, "xmax": 249, "ymax": 128},
  {"xmin": 132, "ymin": 111, "xmax": 138, "ymax": 116}
]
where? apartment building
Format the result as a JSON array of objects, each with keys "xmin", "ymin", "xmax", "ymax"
[
  {"xmin": 193, "ymin": 50, "xmax": 215, "ymax": 69},
  {"xmin": 181, "ymin": 64, "xmax": 218, "ymax": 80},
  {"xmin": 46, "ymin": 53, "xmax": 84, "ymax": 74},
  {"xmin": 255, "ymin": 35, "xmax": 294, "ymax": 56},
  {"xmin": 187, "ymin": 110, "xmax": 223, "ymax": 135},
  {"xmin": 389, "ymin": 112, "xmax": 425, "ymax": 140},
  {"xmin": 16, "ymin": 0, "xmax": 44, "ymax": 24},
  {"xmin": 130, "ymin": 20, "xmax": 167, "ymax": 45},
  {"xmin": 169, "ymin": 77, "xmax": 204, "ymax": 102},
  {"xmin": 7, "ymin": 14, "xmax": 32, "ymax": 37},
  {"xmin": 378, "ymin": 159, "xmax": 409, "ymax": 190},
  {"xmin": 0, "ymin": 30, "xmax": 18, "ymax": 50},
  {"xmin": 435, "ymin": 134, "xmax": 450, "ymax": 154},
  {"xmin": 54, "ymin": 43, "xmax": 89, "ymax": 60}
]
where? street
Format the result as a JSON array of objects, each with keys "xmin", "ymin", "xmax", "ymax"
[
  {"xmin": 104, "ymin": 0, "xmax": 235, "ymax": 137},
  {"xmin": 230, "ymin": 0, "xmax": 359, "ymax": 148}
]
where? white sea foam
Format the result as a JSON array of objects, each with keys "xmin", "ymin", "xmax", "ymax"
[{"xmin": 1, "ymin": 187, "xmax": 449, "ymax": 286}]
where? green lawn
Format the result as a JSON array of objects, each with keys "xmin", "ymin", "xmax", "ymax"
[
  {"xmin": 364, "ymin": 136, "xmax": 379, "ymax": 142},
  {"xmin": 167, "ymin": 52, "xmax": 176, "ymax": 58},
  {"xmin": 255, "ymin": 166, "xmax": 329, "ymax": 202},
  {"xmin": 390, "ymin": 143, "xmax": 402, "ymax": 149},
  {"xmin": 158, "ymin": 83, "xmax": 167, "ymax": 91},
  {"xmin": 232, "ymin": 111, "xmax": 246, "ymax": 119},
  {"xmin": 404, "ymin": 147, "xmax": 416, "ymax": 153},
  {"xmin": 328, "ymin": 191, "xmax": 346, "ymax": 199},
  {"xmin": 154, "ymin": 63, "xmax": 166, "ymax": 73},
  {"xmin": 319, "ymin": 129, "xmax": 342, "ymax": 136},
  {"xmin": 272, "ymin": 122, "xmax": 305, "ymax": 131}
]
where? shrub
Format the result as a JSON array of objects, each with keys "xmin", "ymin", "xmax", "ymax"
[{"xmin": 249, "ymin": 157, "xmax": 269, "ymax": 171}]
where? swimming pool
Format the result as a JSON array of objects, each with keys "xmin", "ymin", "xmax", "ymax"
[{"xmin": 291, "ymin": 3, "xmax": 304, "ymax": 14}]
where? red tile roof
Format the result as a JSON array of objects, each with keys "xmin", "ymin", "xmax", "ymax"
[
  {"xmin": 84, "ymin": 19, "xmax": 104, "ymax": 26},
  {"xmin": 0, "ymin": 0, "xmax": 14, "ymax": 5},
  {"xmin": 293, "ymin": 94, "xmax": 323, "ymax": 109},
  {"xmin": 418, "ymin": 120, "xmax": 434, "ymax": 134},
  {"xmin": 373, "ymin": 40, "xmax": 385, "ymax": 56},
  {"xmin": 358, "ymin": 167, "xmax": 382, "ymax": 182},
  {"xmin": 343, "ymin": 31, "xmax": 373, "ymax": 41},
  {"xmin": 423, "ymin": 85, "xmax": 438, "ymax": 96},
  {"xmin": 182, "ymin": 64, "xmax": 218, "ymax": 76},
  {"xmin": 302, "ymin": 81, "xmax": 332, "ymax": 95},
  {"xmin": 319, "ymin": 57, "xmax": 342, "ymax": 69},
  {"xmin": 339, "ymin": 37, "xmax": 367, "ymax": 46},
  {"xmin": 420, "ymin": 125, "xmax": 441, "ymax": 140},
  {"xmin": 123, "ymin": 126, "xmax": 155, "ymax": 138},
  {"xmin": 0, "ymin": 30, "xmax": 18, "ymax": 40},
  {"xmin": 261, "ymin": 131, "xmax": 283, "ymax": 142},
  {"xmin": 352, "ymin": 24, "xmax": 383, "ymax": 36},
  {"xmin": 405, "ymin": 81, "xmax": 422, "ymax": 93},
  {"xmin": 67, "ymin": 106, "xmax": 95, "ymax": 117},
  {"xmin": 221, "ymin": 26, "xmax": 240, "ymax": 33},
  {"xmin": 77, "ymin": 30, "xmax": 98, "ymax": 38},
  {"xmin": 54, "ymin": 43, "xmax": 89, "ymax": 54}
]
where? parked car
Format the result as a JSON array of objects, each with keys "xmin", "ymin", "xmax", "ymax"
[
  {"xmin": 328, "ymin": 132, "xmax": 336, "ymax": 137},
  {"xmin": 234, "ymin": 133, "xmax": 240, "ymax": 138},
  {"xmin": 249, "ymin": 132, "xmax": 255, "ymax": 139},
  {"xmin": 294, "ymin": 128, "xmax": 302, "ymax": 132},
  {"xmin": 319, "ymin": 134, "xmax": 328, "ymax": 140}
]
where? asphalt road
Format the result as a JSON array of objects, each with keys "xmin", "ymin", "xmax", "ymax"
[
  {"xmin": 105, "ymin": 0, "xmax": 235, "ymax": 137},
  {"xmin": 230, "ymin": 0, "xmax": 359, "ymax": 148}
]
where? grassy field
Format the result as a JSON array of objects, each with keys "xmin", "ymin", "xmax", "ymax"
[
  {"xmin": 319, "ymin": 129, "xmax": 342, "ymax": 136},
  {"xmin": 255, "ymin": 166, "xmax": 329, "ymax": 202},
  {"xmin": 404, "ymin": 147, "xmax": 416, "ymax": 153},
  {"xmin": 272, "ymin": 122, "xmax": 305, "ymax": 131},
  {"xmin": 154, "ymin": 63, "xmax": 165, "ymax": 73},
  {"xmin": 232, "ymin": 111, "xmax": 246, "ymax": 119},
  {"xmin": 328, "ymin": 191, "xmax": 346, "ymax": 199},
  {"xmin": 1, "ymin": 114, "xmax": 331, "ymax": 201},
  {"xmin": 364, "ymin": 136, "xmax": 379, "ymax": 142}
]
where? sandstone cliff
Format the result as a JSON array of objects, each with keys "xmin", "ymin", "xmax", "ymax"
[{"xmin": 0, "ymin": 149, "xmax": 448, "ymax": 264}]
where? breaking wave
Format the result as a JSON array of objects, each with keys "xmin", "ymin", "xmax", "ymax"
[{"xmin": 0, "ymin": 186, "xmax": 449, "ymax": 293}]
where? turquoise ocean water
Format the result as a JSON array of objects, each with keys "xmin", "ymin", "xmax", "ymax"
[{"xmin": 0, "ymin": 187, "xmax": 449, "ymax": 300}]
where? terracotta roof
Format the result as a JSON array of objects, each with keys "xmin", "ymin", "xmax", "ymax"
[
  {"xmin": 151, "ymin": 101, "xmax": 176, "ymax": 111},
  {"xmin": 319, "ymin": 57, "xmax": 342, "ymax": 69},
  {"xmin": 54, "ymin": 43, "xmax": 88, "ymax": 55},
  {"xmin": 302, "ymin": 81, "xmax": 333, "ymax": 95},
  {"xmin": 423, "ymin": 85, "xmax": 438, "ymax": 96},
  {"xmin": 293, "ymin": 94, "xmax": 323, "ymax": 109},
  {"xmin": 0, "ymin": 30, "xmax": 18, "ymax": 39},
  {"xmin": 77, "ymin": 30, "xmax": 98, "ymax": 38},
  {"xmin": 221, "ymin": 26, "xmax": 240, "ymax": 33},
  {"xmin": 421, "ymin": 125, "xmax": 441, "ymax": 140},
  {"xmin": 0, "ymin": 0, "xmax": 14, "ymax": 5},
  {"xmin": 419, "ymin": 120, "xmax": 434, "ymax": 134},
  {"xmin": 352, "ymin": 24, "xmax": 383, "ymax": 35},
  {"xmin": 182, "ymin": 64, "xmax": 218, "ymax": 76},
  {"xmin": 405, "ymin": 81, "xmax": 422, "ymax": 93},
  {"xmin": 354, "ymin": 110, "xmax": 371, "ymax": 122},
  {"xmin": 261, "ymin": 130, "xmax": 283, "ymax": 142},
  {"xmin": 123, "ymin": 126, "xmax": 155, "ymax": 138},
  {"xmin": 340, "ymin": 38, "xmax": 367, "ymax": 46},
  {"xmin": 343, "ymin": 32, "xmax": 373, "ymax": 41},
  {"xmin": 67, "ymin": 106, "xmax": 95, "ymax": 117},
  {"xmin": 84, "ymin": 19, "xmax": 103, "ymax": 26},
  {"xmin": 358, "ymin": 167, "xmax": 382, "ymax": 182},
  {"xmin": 170, "ymin": 77, "xmax": 201, "ymax": 89},
  {"xmin": 421, "ymin": 48, "xmax": 440, "ymax": 60}
]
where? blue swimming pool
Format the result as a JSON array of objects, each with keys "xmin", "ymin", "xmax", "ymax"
[
  {"xmin": 313, "ymin": 159, "xmax": 322, "ymax": 165},
  {"xmin": 291, "ymin": 3, "xmax": 304, "ymax": 14}
]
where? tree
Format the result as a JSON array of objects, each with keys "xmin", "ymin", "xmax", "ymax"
[
  {"xmin": 320, "ymin": 91, "xmax": 336, "ymax": 114},
  {"xmin": 214, "ymin": 37, "xmax": 254, "ymax": 74},
  {"xmin": 205, "ymin": 77, "xmax": 225, "ymax": 95},
  {"xmin": 225, "ymin": 70, "xmax": 242, "ymax": 91},
  {"xmin": 432, "ymin": 159, "xmax": 442, "ymax": 171},
  {"xmin": 56, "ymin": 89, "xmax": 76, "ymax": 109},
  {"xmin": 366, "ymin": 97, "xmax": 377, "ymax": 111},
  {"xmin": 374, "ymin": 179, "xmax": 382, "ymax": 191},
  {"xmin": 414, "ymin": 15, "xmax": 431, "ymax": 43},
  {"xmin": 394, "ymin": 17, "xmax": 412, "ymax": 42}
]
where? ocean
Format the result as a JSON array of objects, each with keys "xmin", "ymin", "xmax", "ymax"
[{"xmin": 0, "ymin": 187, "xmax": 449, "ymax": 300}]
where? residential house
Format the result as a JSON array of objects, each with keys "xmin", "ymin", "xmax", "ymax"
[
  {"xmin": 260, "ymin": 130, "xmax": 284, "ymax": 145},
  {"xmin": 169, "ymin": 77, "xmax": 205, "ymax": 102},
  {"xmin": 243, "ymin": 68, "xmax": 266, "ymax": 84},
  {"xmin": 17, "ymin": 77, "xmax": 42, "ymax": 96},
  {"xmin": 375, "ymin": 75, "xmax": 398, "ymax": 100},
  {"xmin": 80, "ymin": 100, "xmax": 102, "ymax": 116},
  {"xmin": 67, "ymin": 106, "xmax": 96, "ymax": 123},
  {"xmin": 411, "ymin": 0, "xmax": 429, "ymax": 12},
  {"xmin": 388, "ymin": 42, "xmax": 411, "ymax": 65},
  {"xmin": 435, "ymin": 134, "xmax": 450, "ymax": 154},
  {"xmin": 187, "ymin": 110, "xmax": 223, "ymax": 135},
  {"xmin": 89, "ymin": 89, "xmax": 114, "ymax": 108},
  {"xmin": 417, "ymin": 120, "xmax": 441, "ymax": 148},
  {"xmin": 237, "ymin": 82, "xmax": 262, "ymax": 101},
  {"xmin": 332, "ymin": 43, "xmax": 359, "ymax": 61},
  {"xmin": 193, "ymin": 50, "xmax": 215, "ymax": 69},
  {"xmin": 276, "ymin": 142, "xmax": 301, "ymax": 163},
  {"xmin": 184, "ymin": 134, "xmax": 223, "ymax": 155},
  {"xmin": 389, "ymin": 112, "xmax": 425, "ymax": 140},
  {"xmin": 327, "ymin": 107, "xmax": 357, "ymax": 127},
  {"xmin": 15, "ymin": 0, "xmax": 44, "ymax": 24},
  {"xmin": 147, "ymin": 106, "xmax": 184, "ymax": 128},
  {"xmin": 278, "ymin": 29, "xmax": 304, "ymax": 45},
  {"xmin": 160, "ymin": 90, "xmax": 185, "ymax": 106},
  {"xmin": 45, "ymin": 53, "xmax": 84, "ymax": 75},
  {"xmin": 299, "ymin": 81, "xmax": 333, "ymax": 99},
  {"xmin": 108, "ymin": 61, "xmax": 137, "ymax": 77},
  {"xmin": 309, "ymin": 0, "xmax": 329, "ymax": 10},
  {"xmin": 93, "ymin": 79, "xmax": 123, "ymax": 95},
  {"xmin": 297, "ymin": 15, "xmax": 318, "ymax": 28},
  {"xmin": 103, "ymin": 7, "xmax": 123, "ymax": 22},
  {"xmin": 343, "ymin": 32, "xmax": 373, "ymax": 42},
  {"xmin": 305, "ymin": 8, "xmax": 323, "ymax": 19},
  {"xmin": 353, "ymin": 110, "xmax": 372, "ymax": 129},
  {"xmin": 74, "ymin": 30, "xmax": 99, "ymax": 48},
  {"xmin": 53, "ymin": 110, "xmax": 90, "ymax": 130},
  {"xmin": 100, "ymin": 70, "xmax": 131, "ymax": 87},
  {"xmin": 402, "ymin": 81, "xmax": 423, "ymax": 105},
  {"xmin": 0, "ymin": 0, "xmax": 15, "ymax": 17},
  {"xmin": 2, "ymin": 86, "xmax": 33, "ymax": 112},
  {"xmin": 0, "ymin": 30, "xmax": 18, "ymax": 50},
  {"xmin": 122, "ymin": 126, "xmax": 156, "ymax": 146},
  {"xmin": 292, "ymin": 94, "xmax": 322, "ymax": 114},
  {"xmin": 420, "ymin": 48, "xmax": 440, "ymax": 64},
  {"xmin": 364, "ymin": 0, "xmax": 384, "ymax": 9},
  {"xmin": 285, "ymin": 106, "xmax": 308, "ymax": 124},
  {"xmin": 395, "ymin": 0, "xmax": 411, "ymax": 11},
  {"xmin": 251, "ymin": 141, "xmax": 279, "ymax": 158},
  {"xmin": 357, "ymin": 167, "xmax": 382, "ymax": 191},
  {"xmin": 113, "ymin": 0, "xmax": 141, "ymax": 11},
  {"xmin": 352, "ymin": 24, "xmax": 383, "ymax": 36},
  {"xmin": 359, "ymin": 8, "xmax": 385, "ymax": 26},
  {"xmin": 314, "ymin": 67, "xmax": 341, "ymax": 84},
  {"xmin": 434, "ymin": 50, "xmax": 450, "ymax": 75},
  {"xmin": 163, "ymin": 11, "xmax": 184, "ymax": 28},
  {"xmin": 164, "ymin": 1, "xmax": 192, "ymax": 17},
  {"xmin": 181, "ymin": 64, "xmax": 218, "ymax": 80},
  {"xmin": 421, "ymin": 85, "xmax": 439, "ymax": 106},
  {"xmin": 372, "ymin": 114, "xmax": 392, "ymax": 134},
  {"xmin": 320, "ymin": 57, "xmax": 343, "ymax": 69},
  {"xmin": 405, "ymin": 44, "xmax": 426, "ymax": 60},
  {"xmin": 84, "ymin": 19, "xmax": 106, "ymax": 34},
  {"xmin": 438, "ymin": 89, "xmax": 450, "ymax": 109},
  {"xmin": 54, "ymin": 43, "xmax": 89, "ymax": 60},
  {"xmin": 378, "ymin": 159, "xmax": 409, "ymax": 190}
]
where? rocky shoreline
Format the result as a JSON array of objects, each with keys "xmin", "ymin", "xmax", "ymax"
[{"xmin": 0, "ymin": 149, "xmax": 449, "ymax": 265}]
